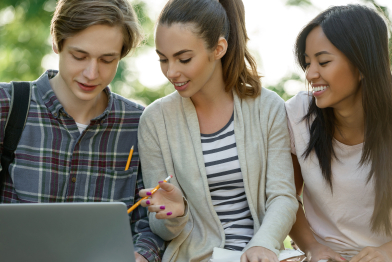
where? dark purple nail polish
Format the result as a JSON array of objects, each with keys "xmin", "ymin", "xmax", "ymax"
[
  {"xmin": 146, "ymin": 200, "xmax": 150, "ymax": 205},
  {"xmin": 160, "ymin": 206, "xmax": 165, "ymax": 210},
  {"xmin": 146, "ymin": 192, "xmax": 152, "ymax": 196},
  {"xmin": 158, "ymin": 181, "xmax": 163, "ymax": 183},
  {"xmin": 167, "ymin": 212, "xmax": 172, "ymax": 216}
]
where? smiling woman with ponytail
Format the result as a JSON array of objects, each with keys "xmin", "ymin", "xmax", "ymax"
[{"xmin": 136, "ymin": 0, "xmax": 298, "ymax": 261}]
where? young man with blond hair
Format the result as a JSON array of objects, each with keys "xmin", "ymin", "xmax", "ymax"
[{"xmin": 0, "ymin": 0, "xmax": 164, "ymax": 261}]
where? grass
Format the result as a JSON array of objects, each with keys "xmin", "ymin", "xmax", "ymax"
[{"xmin": 284, "ymin": 236, "xmax": 293, "ymax": 249}]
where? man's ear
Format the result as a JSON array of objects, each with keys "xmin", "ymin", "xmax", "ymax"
[
  {"xmin": 214, "ymin": 37, "xmax": 228, "ymax": 60},
  {"xmin": 52, "ymin": 42, "xmax": 59, "ymax": 54}
]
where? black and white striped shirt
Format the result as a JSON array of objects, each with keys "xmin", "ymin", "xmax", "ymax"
[{"xmin": 201, "ymin": 114, "xmax": 254, "ymax": 251}]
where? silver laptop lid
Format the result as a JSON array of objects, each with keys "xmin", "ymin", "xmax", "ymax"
[{"xmin": 0, "ymin": 202, "xmax": 135, "ymax": 262}]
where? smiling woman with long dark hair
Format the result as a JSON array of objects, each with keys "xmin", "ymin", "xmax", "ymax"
[{"xmin": 285, "ymin": 4, "xmax": 392, "ymax": 262}]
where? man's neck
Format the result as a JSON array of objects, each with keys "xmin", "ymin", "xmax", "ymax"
[{"xmin": 49, "ymin": 73, "xmax": 108, "ymax": 125}]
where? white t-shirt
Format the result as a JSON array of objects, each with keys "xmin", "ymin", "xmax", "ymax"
[
  {"xmin": 285, "ymin": 91, "xmax": 392, "ymax": 260},
  {"xmin": 75, "ymin": 122, "xmax": 88, "ymax": 133}
]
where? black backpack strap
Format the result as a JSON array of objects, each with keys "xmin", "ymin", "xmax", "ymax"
[{"xmin": 0, "ymin": 81, "xmax": 31, "ymax": 197}]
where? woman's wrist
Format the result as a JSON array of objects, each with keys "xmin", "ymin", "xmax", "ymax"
[
  {"xmin": 291, "ymin": 226, "xmax": 320, "ymax": 254},
  {"xmin": 303, "ymin": 239, "xmax": 322, "ymax": 255},
  {"xmin": 176, "ymin": 197, "xmax": 187, "ymax": 217}
]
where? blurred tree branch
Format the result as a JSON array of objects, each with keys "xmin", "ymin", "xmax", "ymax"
[
  {"xmin": 265, "ymin": 73, "xmax": 303, "ymax": 101},
  {"xmin": 285, "ymin": 0, "xmax": 313, "ymax": 8}
]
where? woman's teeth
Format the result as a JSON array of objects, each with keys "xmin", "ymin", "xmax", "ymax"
[
  {"xmin": 174, "ymin": 81, "xmax": 189, "ymax": 87},
  {"xmin": 312, "ymin": 85, "xmax": 328, "ymax": 92}
]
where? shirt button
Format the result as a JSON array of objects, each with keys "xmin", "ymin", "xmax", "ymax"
[{"xmin": 71, "ymin": 177, "xmax": 76, "ymax": 183}]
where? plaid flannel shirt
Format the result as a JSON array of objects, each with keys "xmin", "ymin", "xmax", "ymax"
[{"xmin": 0, "ymin": 70, "xmax": 165, "ymax": 261}]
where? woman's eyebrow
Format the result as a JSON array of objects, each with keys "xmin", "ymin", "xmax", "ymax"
[
  {"xmin": 173, "ymin": 49, "xmax": 192, "ymax": 57},
  {"xmin": 156, "ymin": 50, "xmax": 166, "ymax": 57},
  {"xmin": 156, "ymin": 49, "xmax": 192, "ymax": 57},
  {"xmin": 315, "ymin": 51, "xmax": 332, "ymax": 57},
  {"xmin": 304, "ymin": 51, "xmax": 332, "ymax": 57}
]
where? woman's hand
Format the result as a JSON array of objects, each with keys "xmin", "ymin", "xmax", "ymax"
[
  {"xmin": 240, "ymin": 246, "xmax": 279, "ymax": 262},
  {"xmin": 350, "ymin": 244, "xmax": 392, "ymax": 262},
  {"xmin": 304, "ymin": 242, "xmax": 346, "ymax": 262},
  {"xmin": 134, "ymin": 252, "xmax": 148, "ymax": 262},
  {"xmin": 139, "ymin": 181, "xmax": 185, "ymax": 219}
]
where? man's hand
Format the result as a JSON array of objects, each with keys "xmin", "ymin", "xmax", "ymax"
[
  {"xmin": 240, "ymin": 246, "xmax": 279, "ymax": 262},
  {"xmin": 134, "ymin": 252, "xmax": 148, "ymax": 262}
]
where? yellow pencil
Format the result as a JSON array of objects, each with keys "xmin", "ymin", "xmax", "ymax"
[
  {"xmin": 127, "ymin": 175, "xmax": 173, "ymax": 214},
  {"xmin": 125, "ymin": 146, "xmax": 134, "ymax": 171}
]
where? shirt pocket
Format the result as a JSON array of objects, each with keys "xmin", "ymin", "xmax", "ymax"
[{"xmin": 86, "ymin": 166, "xmax": 137, "ymax": 207}]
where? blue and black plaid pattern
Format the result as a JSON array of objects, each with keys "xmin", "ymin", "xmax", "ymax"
[{"xmin": 0, "ymin": 70, "xmax": 164, "ymax": 261}]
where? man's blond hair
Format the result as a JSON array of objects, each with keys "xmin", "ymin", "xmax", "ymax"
[{"xmin": 50, "ymin": 0, "xmax": 143, "ymax": 58}]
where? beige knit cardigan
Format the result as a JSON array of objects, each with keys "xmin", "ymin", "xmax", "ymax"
[{"xmin": 138, "ymin": 88, "xmax": 298, "ymax": 262}]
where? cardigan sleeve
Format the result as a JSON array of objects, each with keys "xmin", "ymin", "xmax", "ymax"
[
  {"xmin": 245, "ymin": 92, "xmax": 299, "ymax": 256},
  {"xmin": 287, "ymin": 117, "xmax": 297, "ymax": 155},
  {"xmin": 138, "ymin": 103, "xmax": 190, "ymax": 241}
]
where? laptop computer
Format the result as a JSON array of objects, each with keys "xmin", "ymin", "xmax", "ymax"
[{"xmin": 0, "ymin": 202, "xmax": 136, "ymax": 262}]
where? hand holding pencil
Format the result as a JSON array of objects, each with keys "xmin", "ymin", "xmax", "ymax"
[
  {"xmin": 138, "ymin": 176, "xmax": 185, "ymax": 219},
  {"xmin": 124, "ymin": 147, "xmax": 184, "ymax": 218},
  {"xmin": 127, "ymin": 175, "xmax": 173, "ymax": 214}
]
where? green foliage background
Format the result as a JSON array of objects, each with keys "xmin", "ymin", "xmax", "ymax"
[
  {"xmin": 0, "ymin": 0, "xmax": 390, "ymax": 251},
  {"xmin": 0, "ymin": 0, "xmax": 171, "ymax": 105},
  {"xmin": 0, "ymin": 0, "xmax": 391, "ymax": 105}
]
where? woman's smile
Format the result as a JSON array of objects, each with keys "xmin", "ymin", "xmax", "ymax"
[
  {"xmin": 312, "ymin": 84, "xmax": 329, "ymax": 96},
  {"xmin": 172, "ymin": 80, "xmax": 190, "ymax": 91}
]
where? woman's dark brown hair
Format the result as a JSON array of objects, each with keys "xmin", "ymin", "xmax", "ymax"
[
  {"xmin": 296, "ymin": 5, "xmax": 392, "ymax": 235},
  {"xmin": 158, "ymin": 0, "xmax": 261, "ymax": 98}
]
